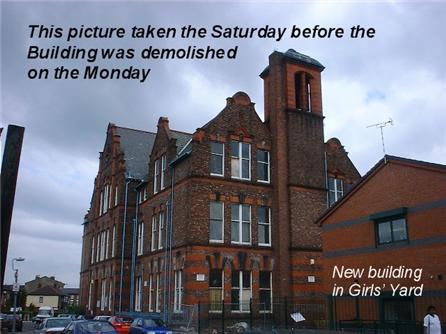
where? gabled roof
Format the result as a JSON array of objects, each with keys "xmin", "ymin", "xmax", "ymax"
[
  {"xmin": 317, "ymin": 155, "xmax": 446, "ymax": 225},
  {"xmin": 116, "ymin": 127, "xmax": 156, "ymax": 179},
  {"xmin": 28, "ymin": 285, "xmax": 62, "ymax": 296}
]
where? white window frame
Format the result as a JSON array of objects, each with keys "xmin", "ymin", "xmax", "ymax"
[
  {"xmin": 259, "ymin": 271, "xmax": 273, "ymax": 313},
  {"xmin": 91, "ymin": 236, "xmax": 95, "ymax": 264},
  {"xmin": 137, "ymin": 222, "xmax": 144, "ymax": 255},
  {"xmin": 231, "ymin": 204, "xmax": 251, "ymax": 245},
  {"xmin": 135, "ymin": 276, "xmax": 142, "ymax": 312},
  {"xmin": 96, "ymin": 234, "xmax": 100, "ymax": 262},
  {"xmin": 161, "ymin": 154, "xmax": 167, "ymax": 190},
  {"xmin": 158, "ymin": 212, "xmax": 165, "ymax": 250},
  {"xmin": 155, "ymin": 273, "xmax": 161, "ymax": 312},
  {"xmin": 174, "ymin": 270, "xmax": 183, "ymax": 312},
  {"xmin": 210, "ymin": 142, "xmax": 224, "ymax": 177},
  {"xmin": 209, "ymin": 202, "xmax": 224, "ymax": 243},
  {"xmin": 108, "ymin": 280, "xmax": 112, "ymax": 311},
  {"xmin": 153, "ymin": 159, "xmax": 160, "ymax": 194},
  {"xmin": 148, "ymin": 275, "xmax": 154, "ymax": 312},
  {"xmin": 258, "ymin": 207, "xmax": 272, "ymax": 247},
  {"xmin": 257, "ymin": 150, "xmax": 270, "ymax": 183},
  {"xmin": 231, "ymin": 141, "xmax": 251, "ymax": 180},
  {"xmin": 111, "ymin": 225, "xmax": 116, "ymax": 257},
  {"xmin": 99, "ymin": 191, "xmax": 104, "ymax": 216},
  {"xmin": 114, "ymin": 185, "xmax": 118, "ymax": 206},
  {"xmin": 100, "ymin": 279, "xmax": 106, "ymax": 311},
  {"xmin": 105, "ymin": 229, "xmax": 110, "ymax": 259},
  {"xmin": 151, "ymin": 215, "xmax": 158, "ymax": 251},
  {"xmin": 328, "ymin": 177, "xmax": 344, "ymax": 206},
  {"xmin": 231, "ymin": 271, "xmax": 252, "ymax": 313}
]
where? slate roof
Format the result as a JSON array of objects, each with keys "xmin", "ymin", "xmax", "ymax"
[
  {"xmin": 61, "ymin": 288, "xmax": 79, "ymax": 295},
  {"xmin": 28, "ymin": 285, "xmax": 62, "ymax": 296},
  {"xmin": 171, "ymin": 130, "xmax": 192, "ymax": 154},
  {"xmin": 282, "ymin": 49, "xmax": 325, "ymax": 70},
  {"xmin": 116, "ymin": 127, "xmax": 156, "ymax": 179}
]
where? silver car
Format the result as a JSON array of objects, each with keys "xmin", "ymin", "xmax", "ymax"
[{"xmin": 35, "ymin": 317, "xmax": 72, "ymax": 334}]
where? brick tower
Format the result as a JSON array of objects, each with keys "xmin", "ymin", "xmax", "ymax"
[{"xmin": 260, "ymin": 49, "xmax": 326, "ymax": 301}]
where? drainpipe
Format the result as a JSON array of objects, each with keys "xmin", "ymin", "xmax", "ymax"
[
  {"xmin": 129, "ymin": 189, "xmax": 140, "ymax": 311},
  {"xmin": 118, "ymin": 178, "xmax": 131, "ymax": 313},
  {"xmin": 163, "ymin": 166, "xmax": 175, "ymax": 323},
  {"xmin": 324, "ymin": 151, "xmax": 329, "ymax": 208}
]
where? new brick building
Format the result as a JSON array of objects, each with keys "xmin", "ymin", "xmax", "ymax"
[
  {"xmin": 79, "ymin": 50, "xmax": 360, "ymax": 321},
  {"xmin": 318, "ymin": 156, "xmax": 446, "ymax": 331}
]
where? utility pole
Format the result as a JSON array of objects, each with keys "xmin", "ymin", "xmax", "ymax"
[{"xmin": 12, "ymin": 257, "xmax": 25, "ymax": 334}]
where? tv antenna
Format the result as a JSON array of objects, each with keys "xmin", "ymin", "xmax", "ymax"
[{"xmin": 367, "ymin": 118, "xmax": 394, "ymax": 162}]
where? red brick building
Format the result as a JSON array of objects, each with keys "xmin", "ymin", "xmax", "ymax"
[
  {"xmin": 319, "ymin": 156, "xmax": 446, "ymax": 331},
  {"xmin": 79, "ymin": 50, "xmax": 360, "ymax": 322}
]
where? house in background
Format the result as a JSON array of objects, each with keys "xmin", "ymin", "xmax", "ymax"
[
  {"xmin": 26, "ymin": 285, "xmax": 62, "ymax": 310},
  {"xmin": 61, "ymin": 288, "xmax": 80, "ymax": 309},
  {"xmin": 79, "ymin": 49, "xmax": 360, "ymax": 326},
  {"xmin": 318, "ymin": 155, "xmax": 446, "ymax": 331},
  {"xmin": 24, "ymin": 275, "xmax": 64, "ymax": 293}
]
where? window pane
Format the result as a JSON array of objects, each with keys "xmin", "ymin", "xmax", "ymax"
[
  {"xmin": 242, "ymin": 272, "xmax": 251, "ymax": 288},
  {"xmin": 258, "ymin": 207, "xmax": 266, "ymax": 222},
  {"xmin": 242, "ymin": 160, "xmax": 250, "ymax": 179},
  {"xmin": 257, "ymin": 150, "xmax": 268, "ymax": 163},
  {"xmin": 211, "ymin": 142, "xmax": 223, "ymax": 155},
  {"xmin": 241, "ymin": 289, "xmax": 251, "ymax": 311},
  {"xmin": 211, "ymin": 155, "xmax": 223, "ymax": 174},
  {"xmin": 231, "ymin": 205, "xmax": 239, "ymax": 221},
  {"xmin": 329, "ymin": 191, "xmax": 336, "ymax": 206},
  {"xmin": 378, "ymin": 221, "xmax": 392, "ymax": 244},
  {"xmin": 231, "ymin": 221, "xmax": 239, "ymax": 242},
  {"xmin": 242, "ymin": 205, "xmax": 250, "ymax": 221},
  {"xmin": 242, "ymin": 223, "xmax": 250, "ymax": 243},
  {"xmin": 241, "ymin": 143, "xmax": 250, "ymax": 159},
  {"xmin": 328, "ymin": 177, "xmax": 335, "ymax": 190},
  {"xmin": 259, "ymin": 272, "xmax": 270, "ymax": 288},
  {"xmin": 210, "ymin": 202, "xmax": 222, "ymax": 220},
  {"xmin": 258, "ymin": 163, "xmax": 266, "ymax": 181},
  {"xmin": 231, "ymin": 290, "xmax": 240, "ymax": 310},
  {"xmin": 231, "ymin": 141, "xmax": 239, "ymax": 157},
  {"xmin": 259, "ymin": 290, "xmax": 271, "ymax": 311},
  {"xmin": 209, "ymin": 270, "xmax": 222, "ymax": 287},
  {"xmin": 231, "ymin": 158, "xmax": 240, "ymax": 177},
  {"xmin": 392, "ymin": 219, "xmax": 407, "ymax": 241},
  {"xmin": 210, "ymin": 220, "xmax": 222, "ymax": 240},
  {"xmin": 258, "ymin": 225, "xmax": 266, "ymax": 244},
  {"xmin": 231, "ymin": 271, "xmax": 239, "ymax": 287}
]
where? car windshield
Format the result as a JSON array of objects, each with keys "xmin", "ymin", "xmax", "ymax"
[
  {"xmin": 116, "ymin": 317, "xmax": 133, "ymax": 323},
  {"xmin": 38, "ymin": 310, "xmax": 52, "ymax": 316},
  {"xmin": 142, "ymin": 318, "xmax": 165, "ymax": 328},
  {"xmin": 78, "ymin": 321, "xmax": 115, "ymax": 333},
  {"xmin": 46, "ymin": 319, "xmax": 71, "ymax": 328}
]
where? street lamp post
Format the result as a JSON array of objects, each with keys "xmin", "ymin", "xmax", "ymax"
[{"xmin": 11, "ymin": 257, "xmax": 25, "ymax": 334}]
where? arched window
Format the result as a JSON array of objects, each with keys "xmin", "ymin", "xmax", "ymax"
[{"xmin": 294, "ymin": 71, "xmax": 313, "ymax": 112}]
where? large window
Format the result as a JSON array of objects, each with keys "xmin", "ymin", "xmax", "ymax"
[
  {"xmin": 148, "ymin": 275, "xmax": 154, "ymax": 312},
  {"xmin": 161, "ymin": 155, "xmax": 167, "ymax": 190},
  {"xmin": 231, "ymin": 141, "xmax": 251, "ymax": 180},
  {"xmin": 258, "ymin": 207, "xmax": 271, "ymax": 246},
  {"xmin": 377, "ymin": 218, "xmax": 408, "ymax": 245},
  {"xmin": 231, "ymin": 204, "xmax": 251, "ymax": 244},
  {"xmin": 155, "ymin": 273, "xmax": 161, "ymax": 312},
  {"xmin": 135, "ymin": 277, "xmax": 142, "ymax": 312},
  {"xmin": 151, "ymin": 215, "xmax": 158, "ymax": 251},
  {"xmin": 257, "ymin": 150, "xmax": 270, "ymax": 183},
  {"xmin": 259, "ymin": 271, "xmax": 272, "ymax": 312},
  {"xmin": 174, "ymin": 270, "xmax": 183, "ymax": 312},
  {"xmin": 91, "ymin": 237, "xmax": 95, "ymax": 264},
  {"xmin": 111, "ymin": 225, "xmax": 116, "ymax": 257},
  {"xmin": 328, "ymin": 177, "xmax": 343, "ymax": 206},
  {"xmin": 100, "ymin": 279, "xmax": 107, "ymax": 311},
  {"xmin": 153, "ymin": 159, "xmax": 160, "ymax": 194},
  {"xmin": 231, "ymin": 271, "xmax": 251, "ymax": 312},
  {"xmin": 210, "ymin": 202, "xmax": 224, "ymax": 243},
  {"xmin": 210, "ymin": 142, "xmax": 224, "ymax": 176},
  {"xmin": 209, "ymin": 269, "xmax": 223, "ymax": 312},
  {"xmin": 137, "ymin": 222, "xmax": 144, "ymax": 255}
]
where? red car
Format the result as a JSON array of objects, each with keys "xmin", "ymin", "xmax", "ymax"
[{"xmin": 108, "ymin": 316, "xmax": 133, "ymax": 334}]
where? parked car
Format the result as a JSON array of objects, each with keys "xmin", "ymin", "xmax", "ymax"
[
  {"xmin": 62, "ymin": 320, "xmax": 117, "ymax": 334},
  {"xmin": 0, "ymin": 313, "xmax": 23, "ymax": 331},
  {"xmin": 108, "ymin": 316, "xmax": 134, "ymax": 334},
  {"xmin": 129, "ymin": 316, "xmax": 172, "ymax": 334},
  {"xmin": 93, "ymin": 316, "xmax": 112, "ymax": 322},
  {"xmin": 35, "ymin": 317, "xmax": 72, "ymax": 334}
]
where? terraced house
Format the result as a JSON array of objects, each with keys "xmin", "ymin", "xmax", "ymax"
[{"xmin": 79, "ymin": 50, "xmax": 360, "ymax": 320}]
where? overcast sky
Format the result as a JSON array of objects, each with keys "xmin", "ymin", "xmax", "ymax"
[{"xmin": 1, "ymin": 1, "xmax": 445, "ymax": 287}]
